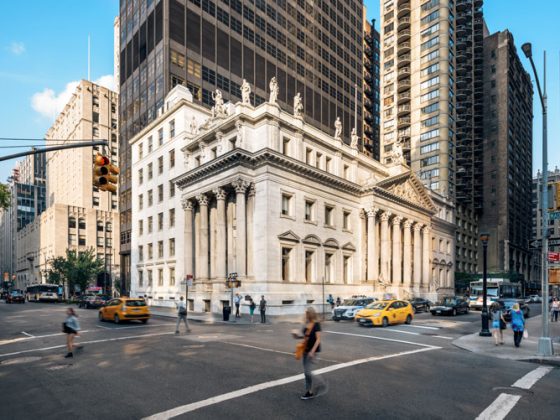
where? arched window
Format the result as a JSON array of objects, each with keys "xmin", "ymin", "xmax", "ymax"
[
  {"xmin": 68, "ymin": 216, "xmax": 76, "ymax": 228},
  {"xmin": 78, "ymin": 218, "xmax": 86, "ymax": 229},
  {"xmin": 106, "ymin": 222, "xmax": 112, "ymax": 232},
  {"xmin": 97, "ymin": 221, "xmax": 104, "ymax": 232}
]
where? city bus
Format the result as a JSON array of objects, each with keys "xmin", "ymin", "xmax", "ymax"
[
  {"xmin": 25, "ymin": 284, "xmax": 60, "ymax": 302},
  {"xmin": 469, "ymin": 279, "xmax": 522, "ymax": 309}
]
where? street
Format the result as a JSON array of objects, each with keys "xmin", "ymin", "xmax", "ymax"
[{"xmin": 0, "ymin": 302, "xmax": 557, "ymax": 420}]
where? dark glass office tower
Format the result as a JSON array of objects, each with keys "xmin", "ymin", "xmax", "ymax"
[
  {"xmin": 363, "ymin": 18, "xmax": 380, "ymax": 159},
  {"xmin": 118, "ymin": 0, "xmax": 365, "ymax": 289}
]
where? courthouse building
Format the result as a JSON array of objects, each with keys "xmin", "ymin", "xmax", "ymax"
[{"xmin": 130, "ymin": 85, "xmax": 455, "ymax": 314}]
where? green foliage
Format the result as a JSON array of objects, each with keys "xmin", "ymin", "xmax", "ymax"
[
  {"xmin": 0, "ymin": 183, "xmax": 10, "ymax": 209},
  {"xmin": 45, "ymin": 249, "xmax": 104, "ymax": 296},
  {"xmin": 44, "ymin": 256, "xmax": 67, "ymax": 291}
]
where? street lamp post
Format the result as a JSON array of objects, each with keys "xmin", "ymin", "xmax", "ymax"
[
  {"xmin": 522, "ymin": 42, "xmax": 553, "ymax": 356},
  {"xmin": 479, "ymin": 233, "xmax": 491, "ymax": 337}
]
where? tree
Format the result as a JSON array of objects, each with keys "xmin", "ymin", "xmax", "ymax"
[
  {"xmin": 44, "ymin": 256, "xmax": 67, "ymax": 297},
  {"xmin": 0, "ymin": 183, "xmax": 10, "ymax": 209},
  {"xmin": 60, "ymin": 249, "xmax": 104, "ymax": 295}
]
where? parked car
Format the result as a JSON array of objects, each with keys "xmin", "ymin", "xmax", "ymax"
[
  {"xmin": 497, "ymin": 299, "xmax": 530, "ymax": 321},
  {"xmin": 98, "ymin": 297, "xmax": 151, "ymax": 324},
  {"xmin": 6, "ymin": 290, "xmax": 25, "ymax": 304},
  {"xmin": 332, "ymin": 297, "xmax": 376, "ymax": 321},
  {"xmin": 355, "ymin": 300, "xmax": 414, "ymax": 327},
  {"xmin": 408, "ymin": 297, "xmax": 432, "ymax": 313},
  {"xmin": 525, "ymin": 295, "xmax": 542, "ymax": 304},
  {"xmin": 80, "ymin": 295, "xmax": 109, "ymax": 309},
  {"xmin": 77, "ymin": 294, "xmax": 96, "ymax": 308},
  {"xmin": 430, "ymin": 296, "xmax": 469, "ymax": 316}
]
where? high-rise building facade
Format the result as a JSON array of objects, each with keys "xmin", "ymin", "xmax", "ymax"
[
  {"xmin": 118, "ymin": 0, "xmax": 366, "ymax": 285},
  {"xmin": 379, "ymin": 0, "xmax": 455, "ymax": 198},
  {"xmin": 363, "ymin": 17, "xmax": 380, "ymax": 159},
  {"xmin": 480, "ymin": 30, "xmax": 533, "ymax": 282}
]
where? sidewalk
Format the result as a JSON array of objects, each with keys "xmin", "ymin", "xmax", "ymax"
[
  {"xmin": 453, "ymin": 314, "xmax": 560, "ymax": 366},
  {"xmin": 148, "ymin": 306, "xmax": 303, "ymax": 325}
]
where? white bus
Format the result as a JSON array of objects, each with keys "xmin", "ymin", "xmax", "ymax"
[
  {"xmin": 26, "ymin": 284, "xmax": 60, "ymax": 302},
  {"xmin": 469, "ymin": 279, "xmax": 522, "ymax": 309}
]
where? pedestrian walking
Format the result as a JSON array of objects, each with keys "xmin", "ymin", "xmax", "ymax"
[
  {"xmin": 490, "ymin": 302, "xmax": 506, "ymax": 346},
  {"xmin": 249, "ymin": 298, "xmax": 256, "ymax": 323},
  {"xmin": 335, "ymin": 297, "xmax": 341, "ymax": 307},
  {"xmin": 63, "ymin": 308, "xmax": 81, "ymax": 358},
  {"xmin": 259, "ymin": 295, "xmax": 267, "ymax": 323},
  {"xmin": 175, "ymin": 296, "xmax": 191, "ymax": 334},
  {"xmin": 327, "ymin": 294, "xmax": 334, "ymax": 310},
  {"xmin": 510, "ymin": 303, "xmax": 525, "ymax": 348},
  {"xmin": 293, "ymin": 307, "xmax": 326, "ymax": 400},
  {"xmin": 552, "ymin": 298, "xmax": 559, "ymax": 322},
  {"xmin": 234, "ymin": 293, "xmax": 242, "ymax": 318}
]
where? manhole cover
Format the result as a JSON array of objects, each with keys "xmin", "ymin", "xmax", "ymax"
[{"xmin": 1, "ymin": 356, "xmax": 42, "ymax": 365}]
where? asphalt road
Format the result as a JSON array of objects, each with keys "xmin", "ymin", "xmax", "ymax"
[{"xmin": 0, "ymin": 302, "xmax": 556, "ymax": 420}]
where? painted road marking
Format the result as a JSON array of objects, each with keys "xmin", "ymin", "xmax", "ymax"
[
  {"xmin": 475, "ymin": 393, "xmax": 521, "ymax": 420},
  {"xmin": 223, "ymin": 341, "xmax": 340, "ymax": 363},
  {"xmin": 0, "ymin": 331, "xmax": 174, "ymax": 358},
  {"xmin": 399, "ymin": 324, "xmax": 439, "ymax": 330},
  {"xmin": 386, "ymin": 329, "xmax": 420, "ymax": 336},
  {"xmin": 324, "ymin": 330, "xmax": 440, "ymax": 349},
  {"xmin": 97, "ymin": 323, "xmax": 176, "ymax": 331},
  {"xmin": 432, "ymin": 335, "xmax": 454, "ymax": 340},
  {"xmin": 511, "ymin": 366, "xmax": 553, "ymax": 390},
  {"xmin": 476, "ymin": 366, "xmax": 554, "ymax": 420},
  {"xmin": 143, "ymin": 346, "xmax": 440, "ymax": 420},
  {"xmin": 0, "ymin": 331, "xmax": 91, "ymax": 346},
  {"xmin": 21, "ymin": 332, "xmax": 34, "ymax": 337}
]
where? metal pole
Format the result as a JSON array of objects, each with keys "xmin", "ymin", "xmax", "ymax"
[
  {"xmin": 322, "ymin": 276, "xmax": 325, "ymax": 321},
  {"xmin": 537, "ymin": 51, "xmax": 553, "ymax": 356},
  {"xmin": 0, "ymin": 140, "xmax": 108, "ymax": 162},
  {"xmin": 480, "ymin": 236, "xmax": 491, "ymax": 336}
]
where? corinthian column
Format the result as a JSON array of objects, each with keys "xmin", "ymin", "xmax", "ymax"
[
  {"xmin": 213, "ymin": 187, "xmax": 227, "ymax": 280},
  {"xmin": 392, "ymin": 216, "xmax": 402, "ymax": 285},
  {"xmin": 413, "ymin": 223, "xmax": 422, "ymax": 289},
  {"xmin": 232, "ymin": 179, "xmax": 249, "ymax": 277},
  {"xmin": 402, "ymin": 220, "xmax": 412, "ymax": 287},
  {"xmin": 422, "ymin": 225, "xmax": 431, "ymax": 289},
  {"xmin": 380, "ymin": 211, "xmax": 391, "ymax": 284},
  {"xmin": 246, "ymin": 184, "xmax": 255, "ymax": 277},
  {"xmin": 182, "ymin": 198, "xmax": 194, "ymax": 278},
  {"xmin": 367, "ymin": 207, "xmax": 379, "ymax": 283},
  {"xmin": 196, "ymin": 194, "xmax": 209, "ymax": 280}
]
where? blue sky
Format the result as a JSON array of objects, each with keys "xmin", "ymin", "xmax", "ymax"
[{"xmin": 0, "ymin": 0, "xmax": 558, "ymax": 181}]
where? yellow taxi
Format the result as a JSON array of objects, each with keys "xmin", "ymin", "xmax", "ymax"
[
  {"xmin": 98, "ymin": 297, "xmax": 151, "ymax": 324},
  {"xmin": 355, "ymin": 300, "xmax": 414, "ymax": 327}
]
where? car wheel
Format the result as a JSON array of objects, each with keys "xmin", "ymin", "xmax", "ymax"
[
  {"xmin": 452, "ymin": 309, "xmax": 457, "ymax": 316},
  {"xmin": 141, "ymin": 319, "xmax": 148, "ymax": 324},
  {"xmin": 382, "ymin": 317, "xmax": 389, "ymax": 328},
  {"xmin": 98, "ymin": 312, "xmax": 104, "ymax": 322},
  {"xmin": 405, "ymin": 315, "xmax": 412, "ymax": 325},
  {"xmin": 334, "ymin": 319, "xmax": 340, "ymax": 322},
  {"xmin": 114, "ymin": 314, "xmax": 120, "ymax": 324}
]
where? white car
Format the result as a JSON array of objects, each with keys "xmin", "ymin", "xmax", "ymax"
[
  {"xmin": 525, "ymin": 295, "xmax": 542, "ymax": 303},
  {"xmin": 332, "ymin": 297, "xmax": 376, "ymax": 321}
]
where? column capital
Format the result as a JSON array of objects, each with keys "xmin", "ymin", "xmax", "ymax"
[
  {"xmin": 232, "ymin": 178, "xmax": 250, "ymax": 194},
  {"xmin": 366, "ymin": 207, "xmax": 379, "ymax": 218},
  {"xmin": 380, "ymin": 211, "xmax": 392, "ymax": 222},
  {"xmin": 422, "ymin": 225, "xmax": 431, "ymax": 234},
  {"xmin": 248, "ymin": 183, "xmax": 256, "ymax": 197},
  {"xmin": 403, "ymin": 219, "xmax": 413, "ymax": 229},
  {"xmin": 181, "ymin": 197, "xmax": 194, "ymax": 210},
  {"xmin": 413, "ymin": 223, "xmax": 424, "ymax": 232},
  {"xmin": 196, "ymin": 193, "xmax": 209, "ymax": 206},
  {"xmin": 213, "ymin": 187, "xmax": 227, "ymax": 201},
  {"xmin": 392, "ymin": 215, "xmax": 403, "ymax": 226}
]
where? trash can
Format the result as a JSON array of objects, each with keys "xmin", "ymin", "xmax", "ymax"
[{"xmin": 223, "ymin": 305, "xmax": 231, "ymax": 321}]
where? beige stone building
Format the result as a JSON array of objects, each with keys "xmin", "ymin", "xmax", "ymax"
[
  {"xmin": 15, "ymin": 80, "xmax": 120, "ymax": 291},
  {"xmin": 130, "ymin": 85, "xmax": 455, "ymax": 314}
]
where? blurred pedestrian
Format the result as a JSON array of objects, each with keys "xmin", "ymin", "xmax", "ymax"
[
  {"xmin": 259, "ymin": 295, "xmax": 267, "ymax": 323},
  {"xmin": 510, "ymin": 303, "xmax": 525, "ymax": 348},
  {"xmin": 175, "ymin": 296, "xmax": 191, "ymax": 334},
  {"xmin": 327, "ymin": 294, "xmax": 334, "ymax": 310},
  {"xmin": 63, "ymin": 308, "xmax": 81, "ymax": 358},
  {"xmin": 336, "ymin": 297, "xmax": 341, "ymax": 307},
  {"xmin": 552, "ymin": 298, "xmax": 559, "ymax": 322},
  {"xmin": 292, "ymin": 307, "xmax": 326, "ymax": 400},
  {"xmin": 490, "ymin": 302, "xmax": 505, "ymax": 346},
  {"xmin": 249, "ymin": 298, "xmax": 256, "ymax": 323},
  {"xmin": 234, "ymin": 293, "xmax": 242, "ymax": 318}
]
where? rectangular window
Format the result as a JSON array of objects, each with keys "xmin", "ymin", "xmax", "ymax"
[
  {"xmin": 138, "ymin": 246, "xmax": 144, "ymax": 262},
  {"xmin": 138, "ymin": 270, "xmax": 143, "ymax": 286},
  {"xmin": 148, "ymin": 136, "xmax": 153, "ymax": 153},
  {"xmin": 106, "ymin": 238, "xmax": 112, "ymax": 248},
  {"xmin": 326, "ymin": 156, "xmax": 332, "ymax": 172},
  {"xmin": 158, "ymin": 156, "xmax": 164, "ymax": 174},
  {"xmin": 281, "ymin": 247, "xmax": 291, "ymax": 282},
  {"xmin": 420, "ymin": 142, "xmax": 440, "ymax": 154},
  {"xmin": 68, "ymin": 234, "xmax": 77, "ymax": 245},
  {"xmin": 158, "ymin": 128, "xmax": 164, "ymax": 146},
  {"xmin": 281, "ymin": 194, "xmax": 292, "ymax": 216},
  {"xmin": 305, "ymin": 200, "xmax": 315, "ymax": 222},
  {"xmin": 148, "ymin": 163, "xmax": 153, "ymax": 179},
  {"xmin": 148, "ymin": 190, "xmax": 153, "ymax": 206},
  {"xmin": 138, "ymin": 194, "xmax": 143, "ymax": 210},
  {"xmin": 421, "ymin": 0, "xmax": 439, "ymax": 12},
  {"xmin": 138, "ymin": 168, "xmax": 144, "ymax": 185},
  {"xmin": 169, "ymin": 267, "xmax": 175, "ymax": 286},
  {"xmin": 169, "ymin": 238, "xmax": 175, "ymax": 257},
  {"xmin": 158, "ymin": 241, "xmax": 164, "ymax": 258},
  {"xmin": 148, "ymin": 216, "xmax": 153, "ymax": 233},
  {"xmin": 147, "ymin": 243, "xmax": 153, "ymax": 260},
  {"xmin": 421, "ymin": 102, "xmax": 439, "ymax": 114},
  {"xmin": 138, "ymin": 143, "xmax": 144, "ymax": 160},
  {"xmin": 158, "ymin": 212, "xmax": 163, "ymax": 230},
  {"xmin": 158, "ymin": 269, "xmax": 164, "ymax": 286},
  {"xmin": 305, "ymin": 148, "xmax": 312, "ymax": 164},
  {"xmin": 325, "ymin": 253, "xmax": 333, "ymax": 283},
  {"xmin": 169, "ymin": 149, "xmax": 175, "ymax": 168},
  {"xmin": 169, "ymin": 181, "xmax": 175, "ymax": 198},
  {"xmin": 148, "ymin": 270, "xmax": 153, "ymax": 286},
  {"xmin": 343, "ymin": 211, "xmax": 351, "ymax": 230},
  {"xmin": 421, "ymin": 36, "xmax": 439, "ymax": 51},
  {"xmin": 139, "ymin": 220, "xmax": 143, "ymax": 236},
  {"xmin": 324, "ymin": 205, "xmax": 334, "ymax": 226},
  {"xmin": 421, "ymin": 155, "xmax": 440, "ymax": 167},
  {"xmin": 421, "ymin": 10, "xmax": 439, "ymax": 25},
  {"xmin": 169, "ymin": 208, "xmax": 175, "ymax": 227},
  {"xmin": 421, "ymin": 49, "xmax": 439, "ymax": 64},
  {"xmin": 420, "ymin": 23, "xmax": 439, "ymax": 38},
  {"xmin": 343, "ymin": 255, "xmax": 351, "ymax": 284},
  {"xmin": 422, "ymin": 116, "xmax": 439, "ymax": 128},
  {"xmin": 305, "ymin": 250, "xmax": 314, "ymax": 283},
  {"xmin": 170, "ymin": 50, "xmax": 185, "ymax": 68},
  {"xmin": 169, "ymin": 120, "xmax": 175, "ymax": 138},
  {"xmin": 421, "ymin": 89, "xmax": 439, "ymax": 102},
  {"xmin": 158, "ymin": 184, "xmax": 163, "ymax": 202}
]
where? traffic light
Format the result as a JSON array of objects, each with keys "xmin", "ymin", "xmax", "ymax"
[{"xmin": 93, "ymin": 154, "xmax": 119, "ymax": 193}]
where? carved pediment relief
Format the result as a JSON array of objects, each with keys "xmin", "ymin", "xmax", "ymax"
[
  {"xmin": 376, "ymin": 171, "xmax": 437, "ymax": 213},
  {"xmin": 278, "ymin": 230, "xmax": 300, "ymax": 243},
  {"xmin": 302, "ymin": 234, "xmax": 322, "ymax": 246}
]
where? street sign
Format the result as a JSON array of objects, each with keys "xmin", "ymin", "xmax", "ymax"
[
  {"xmin": 530, "ymin": 237, "xmax": 560, "ymax": 248},
  {"xmin": 549, "ymin": 211, "xmax": 560, "ymax": 221},
  {"xmin": 182, "ymin": 274, "xmax": 193, "ymax": 287},
  {"xmin": 548, "ymin": 252, "xmax": 560, "ymax": 262}
]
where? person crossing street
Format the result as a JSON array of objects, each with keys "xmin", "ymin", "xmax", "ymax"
[{"xmin": 175, "ymin": 296, "xmax": 191, "ymax": 334}]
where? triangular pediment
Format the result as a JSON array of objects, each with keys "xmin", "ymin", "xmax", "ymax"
[
  {"xmin": 278, "ymin": 230, "xmax": 301, "ymax": 242},
  {"xmin": 375, "ymin": 171, "xmax": 437, "ymax": 213},
  {"xmin": 342, "ymin": 242, "xmax": 356, "ymax": 251}
]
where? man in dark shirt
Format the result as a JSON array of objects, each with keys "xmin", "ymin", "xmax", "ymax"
[{"xmin": 259, "ymin": 296, "xmax": 267, "ymax": 323}]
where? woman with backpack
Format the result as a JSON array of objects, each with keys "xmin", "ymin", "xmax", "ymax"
[{"xmin": 490, "ymin": 302, "xmax": 506, "ymax": 346}]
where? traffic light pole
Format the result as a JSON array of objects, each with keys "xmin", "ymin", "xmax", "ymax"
[{"xmin": 0, "ymin": 141, "xmax": 108, "ymax": 162}]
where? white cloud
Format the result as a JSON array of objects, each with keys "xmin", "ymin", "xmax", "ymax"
[
  {"xmin": 31, "ymin": 75, "xmax": 115, "ymax": 119},
  {"xmin": 9, "ymin": 41, "xmax": 25, "ymax": 55}
]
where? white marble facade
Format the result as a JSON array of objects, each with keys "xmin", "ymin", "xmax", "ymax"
[{"xmin": 130, "ymin": 84, "xmax": 455, "ymax": 314}]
